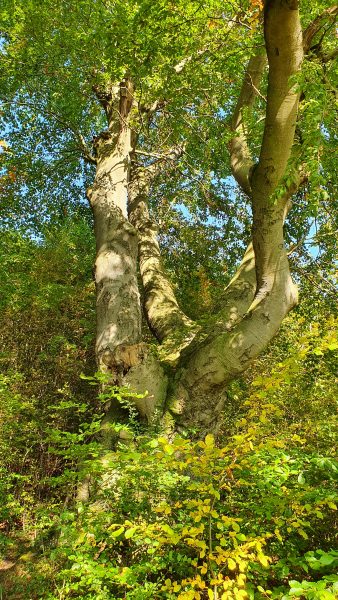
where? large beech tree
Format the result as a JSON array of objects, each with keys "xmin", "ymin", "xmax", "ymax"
[{"xmin": 1, "ymin": 0, "xmax": 337, "ymax": 435}]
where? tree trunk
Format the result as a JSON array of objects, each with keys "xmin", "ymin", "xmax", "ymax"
[
  {"xmin": 87, "ymin": 1, "xmax": 305, "ymax": 439},
  {"xmin": 88, "ymin": 81, "xmax": 168, "ymax": 435}
]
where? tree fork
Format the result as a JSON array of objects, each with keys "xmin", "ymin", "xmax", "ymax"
[{"xmin": 168, "ymin": 0, "xmax": 304, "ymax": 434}]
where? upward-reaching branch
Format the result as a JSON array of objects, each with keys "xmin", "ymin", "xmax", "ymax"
[
  {"xmin": 128, "ymin": 163, "xmax": 197, "ymax": 346},
  {"xmin": 229, "ymin": 53, "xmax": 266, "ymax": 196},
  {"xmin": 250, "ymin": 0, "xmax": 303, "ymax": 301},
  {"xmin": 172, "ymin": 1, "xmax": 304, "ymax": 434}
]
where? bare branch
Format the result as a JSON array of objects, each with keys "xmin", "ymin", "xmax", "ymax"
[
  {"xmin": 174, "ymin": 49, "xmax": 207, "ymax": 74},
  {"xmin": 247, "ymin": 73, "xmax": 267, "ymax": 103},
  {"xmin": 78, "ymin": 133, "xmax": 97, "ymax": 165},
  {"xmin": 0, "ymin": 97, "xmax": 97, "ymax": 165},
  {"xmin": 134, "ymin": 150, "xmax": 166, "ymax": 159},
  {"xmin": 173, "ymin": 15, "xmax": 247, "ymax": 75},
  {"xmin": 134, "ymin": 144, "xmax": 185, "ymax": 161}
]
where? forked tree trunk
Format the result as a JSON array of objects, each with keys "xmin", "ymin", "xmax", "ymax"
[{"xmin": 88, "ymin": 1, "xmax": 305, "ymax": 438}]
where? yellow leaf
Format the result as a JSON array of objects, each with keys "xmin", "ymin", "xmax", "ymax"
[
  {"xmin": 125, "ymin": 526, "xmax": 137, "ymax": 539},
  {"xmin": 205, "ymin": 434, "xmax": 215, "ymax": 447},
  {"xmin": 208, "ymin": 589, "xmax": 214, "ymax": 600},
  {"xmin": 110, "ymin": 526, "xmax": 124, "ymax": 538},
  {"xmin": 237, "ymin": 559, "xmax": 247, "ymax": 572},
  {"xmin": 258, "ymin": 554, "xmax": 269, "ymax": 568},
  {"xmin": 275, "ymin": 528, "xmax": 283, "ymax": 542},
  {"xmin": 228, "ymin": 557, "xmax": 237, "ymax": 570},
  {"xmin": 178, "ymin": 592, "xmax": 195, "ymax": 600},
  {"xmin": 298, "ymin": 528, "xmax": 308, "ymax": 539},
  {"xmin": 237, "ymin": 573, "xmax": 247, "ymax": 587},
  {"xmin": 74, "ymin": 532, "xmax": 86, "ymax": 546}
]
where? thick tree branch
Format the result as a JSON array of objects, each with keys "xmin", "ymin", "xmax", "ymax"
[
  {"xmin": 172, "ymin": 182, "xmax": 304, "ymax": 433},
  {"xmin": 229, "ymin": 54, "xmax": 266, "ymax": 196},
  {"xmin": 173, "ymin": 247, "xmax": 297, "ymax": 434},
  {"xmin": 128, "ymin": 164, "xmax": 197, "ymax": 345},
  {"xmin": 173, "ymin": 49, "xmax": 207, "ymax": 74},
  {"xmin": 250, "ymin": 0, "xmax": 303, "ymax": 301},
  {"xmin": 93, "ymin": 78, "xmax": 135, "ymax": 136},
  {"xmin": 180, "ymin": 170, "xmax": 303, "ymax": 367}
]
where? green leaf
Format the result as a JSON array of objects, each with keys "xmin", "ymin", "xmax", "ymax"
[
  {"xmin": 109, "ymin": 526, "xmax": 124, "ymax": 538},
  {"xmin": 125, "ymin": 526, "xmax": 138, "ymax": 539}
]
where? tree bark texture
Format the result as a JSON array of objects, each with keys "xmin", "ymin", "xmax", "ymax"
[{"xmin": 88, "ymin": 81, "xmax": 142, "ymax": 377}]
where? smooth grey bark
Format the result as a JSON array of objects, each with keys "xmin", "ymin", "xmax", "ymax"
[
  {"xmin": 88, "ymin": 81, "xmax": 169, "ymax": 429},
  {"xmin": 230, "ymin": 54, "xmax": 267, "ymax": 196},
  {"xmin": 251, "ymin": 0, "xmax": 303, "ymax": 300}
]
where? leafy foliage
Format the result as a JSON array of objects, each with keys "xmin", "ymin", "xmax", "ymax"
[{"xmin": 1, "ymin": 297, "xmax": 337, "ymax": 598}]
